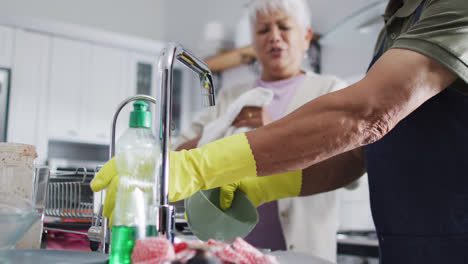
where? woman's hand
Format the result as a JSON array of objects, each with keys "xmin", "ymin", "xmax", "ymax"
[
  {"xmin": 232, "ymin": 106, "xmax": 273, "ymax": 128},
  {"xmin": 175, "ymin": 136, "xmax": 201, "ymax": 151}
]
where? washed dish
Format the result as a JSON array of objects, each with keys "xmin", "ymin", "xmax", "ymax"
[{"xmin": 184, "ymin": 188, "xmax": 259, "ymax": 242}]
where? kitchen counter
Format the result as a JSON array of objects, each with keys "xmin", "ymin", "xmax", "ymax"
[
  {"xmin": 2, "ymin": 249, "xmax": 333, "ymax": 264},
  {"xmin": 5, "ymin": 226, "xmax": 334, "ymax": 264},
  {"xmin": 0, "ymin": 249, "xmax": 108, "ymax": 264}
]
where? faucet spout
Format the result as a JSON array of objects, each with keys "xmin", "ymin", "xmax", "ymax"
[{"xmin": 156, "ymin": 42, "xmax": 216, "ymax": 240}]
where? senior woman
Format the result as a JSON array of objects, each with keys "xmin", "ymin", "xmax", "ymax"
[{"xmin": 174, "ymin": 0, "xmax": 347, "ymax": 261}]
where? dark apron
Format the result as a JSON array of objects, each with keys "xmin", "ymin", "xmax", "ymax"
[{"xmin": 364, "ymin": 1, "xmax": 468, "ymax": 263}]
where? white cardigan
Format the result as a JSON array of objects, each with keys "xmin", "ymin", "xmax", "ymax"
[{"xmin": 174, "ymin": 72, "xmax": 348, "ymax": 263}]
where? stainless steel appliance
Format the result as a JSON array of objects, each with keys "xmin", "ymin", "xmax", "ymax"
[{"xmin": 0, "ymin": 68, "xmax": 10, "ymax": 142}]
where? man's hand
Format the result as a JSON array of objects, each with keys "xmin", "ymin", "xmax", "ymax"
[
  {"xmin": 91, "ymin": 133, "xmax": 258, "ymax": 226},
  {"xmin": 90, "ymin": 158, "xmax": 119, "ymax": 225},
  {"xmin": 232, "ymin": 106, "xmax": 272, "ymax": 128},
  {"xmin": 219, "ymin": 170, "xmax": 302, "ymax": 210}
]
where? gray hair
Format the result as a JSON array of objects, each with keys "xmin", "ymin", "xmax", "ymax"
[{"xmin": 247, "ymin": 0, "xmax": 312, "ymax": 32}]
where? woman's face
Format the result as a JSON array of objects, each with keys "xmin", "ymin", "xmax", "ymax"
[{"xmin": 253, "ymin": 9, "xmax": 312, "ymax": 81}]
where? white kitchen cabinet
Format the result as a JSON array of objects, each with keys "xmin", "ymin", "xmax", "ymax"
[
  {"xmin": 7, "ymin": 29, "xmax": 51, "ymax": 163},
  {"xmin": 128, "ymin": 52, "xmax": 160, "ymax": 129},
  {"xmin": 128, "ymin": 51, "xmax": 191, "ymax": 136},
  {"xmin": 2, "ymin": 17, "xmax": 165, "ymax": 165},
  {"xmin": 129, "ymin": 51, "xmax": 158, "ymax": 98},
  {"xmin": 47, "ymin": 36, "xmax": 161, "ymax": 145},
  {"xmin": 83, "ymin": 45, "xmax": 132, "ymax": 144},
  {"xmin": 48, "ymin": 37, "xmax": 91, "ymax": 142},
  {"xmin": 103, "ymin": 51, "xmax": 160, "ymax": 140},
  {"xmin": 0, "ymin": 25, "xmax": 14, "ymax": 68},
  {"xmin": 48, "ymin": 38, "xmax": 134, "ymax": 145}
]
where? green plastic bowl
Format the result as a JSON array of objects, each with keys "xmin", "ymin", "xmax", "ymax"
[{"xmin": 184, "ymin": 188, "xmax": 259, "ymax": 242}]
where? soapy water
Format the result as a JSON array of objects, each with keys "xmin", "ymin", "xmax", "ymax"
[
  {"xmin": 113, "ymin": 151, "xmax": 159, "ymax": 227},
  {"xmin": 113, "ymin": 187, "xmax": 158, "ymax": 228},
  {"xmin": 115, "ymin": 151, "xmax": 158, "ymax": 189},
  {"xmin": 0, "ymin": 204, "xmax": 41, "ymax": 250}
]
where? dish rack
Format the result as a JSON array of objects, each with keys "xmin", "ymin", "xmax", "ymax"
[
  {"xmin": 44, "ymin": 168, "xmax": 106, "ymax": 251},
  {"xmin": 45, "ymin": 168, "xmax": 94, "ymax": 219}
]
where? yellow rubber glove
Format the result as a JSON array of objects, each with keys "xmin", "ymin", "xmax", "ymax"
[
  {"xmin": 91, "ymin": 158, "xmax": 119, "ymax": 225},
  {"xmin": 219, "ymin": 170, "xmax": 302, "ymax": 209},
  {"xmin": 91, "ymin": 133, "xmax": 257, "ymax": 225}
]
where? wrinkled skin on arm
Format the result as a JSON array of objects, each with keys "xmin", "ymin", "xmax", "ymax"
[{"xmin": 246, "ymin": 48, "xmax": 457, "ymax": 193}]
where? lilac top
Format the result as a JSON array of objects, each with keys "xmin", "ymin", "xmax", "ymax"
[
  {"xmin": 255, "ymin": 74, "xmax": 306, "ymax": 120},
  {"xmin": 244, "ymin": 73, "xmax": 306, "ymax": 251}
]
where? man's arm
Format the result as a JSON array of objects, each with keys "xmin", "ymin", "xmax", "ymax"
[
  {"xmin": 247, "ymin": 48, "xmax": 458, "ymax": 176},
  {"xmin": 300, "ymin": 147, "xmax": 366, "ymax": 196}
]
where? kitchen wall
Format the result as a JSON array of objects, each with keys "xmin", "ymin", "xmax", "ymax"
[
  {"xmin": 163, "ymin": 0, "xmax": 250, "ymax": 53},
  {"xmin": 163, "ymin": 0, "xmax": 383, "ymax": 53},
  {"xmin": 0, "ymin": 0, "xmax": 164, "ymax": 41},
  {"xmin": 0, "ymin": 0, "xmax": 384, "ymax": 53}
]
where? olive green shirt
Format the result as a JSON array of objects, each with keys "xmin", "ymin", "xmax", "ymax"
[{"xmin": 374, "ymin": 0, "xmax": 468, "ymax": 93}]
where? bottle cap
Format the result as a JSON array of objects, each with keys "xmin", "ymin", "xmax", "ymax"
[{"xmin": 129, "ymin": 101, "xmax": 151, "ymax": 128}]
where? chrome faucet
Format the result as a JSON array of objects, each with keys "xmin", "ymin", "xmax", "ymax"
[
  {"xmin": 157, "ymin": 42, "xmax": 216, "ymax": 241},
  {"xmin": 91, "ymin": 43, "xmax": 215, "ymax": 252}
]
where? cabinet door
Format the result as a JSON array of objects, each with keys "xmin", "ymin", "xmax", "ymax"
[
  {"xmin": 0, "ymin": 25, "xmax": 14, "ymax": 68},
  {"xmin": 7, "ymin": 30, "xmax": 51, "ymax": 163},
  {"xmin": 83, "ymin": 45, "xmax": 130, "ymax": 144},
  {"xmin": 48, "ymin": 37, "xmax": 90, "ymax": 141},
  {"xmin": 127, "ymin": 51, "xmax": 193, "ymax": 137},
  {"xmin": 129, "ymin": 52, "xmax": 158, "ymax": 97},
  {"xmin": 128, "ymin": 52, "xmax": 160, "ymax": 132}
]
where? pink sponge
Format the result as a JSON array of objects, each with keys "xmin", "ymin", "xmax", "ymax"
[
  {"xmin": 131, "ymin": 236, "xmax": 278, "ymax": 264},
  {"xmin": 131, "ymin": 236, "xmax": 175, "ymax": 264}
]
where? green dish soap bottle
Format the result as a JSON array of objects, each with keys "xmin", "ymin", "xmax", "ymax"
[{"xmin": 109, "ymin": 100, "xmax": 160, "ymax": 264}]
